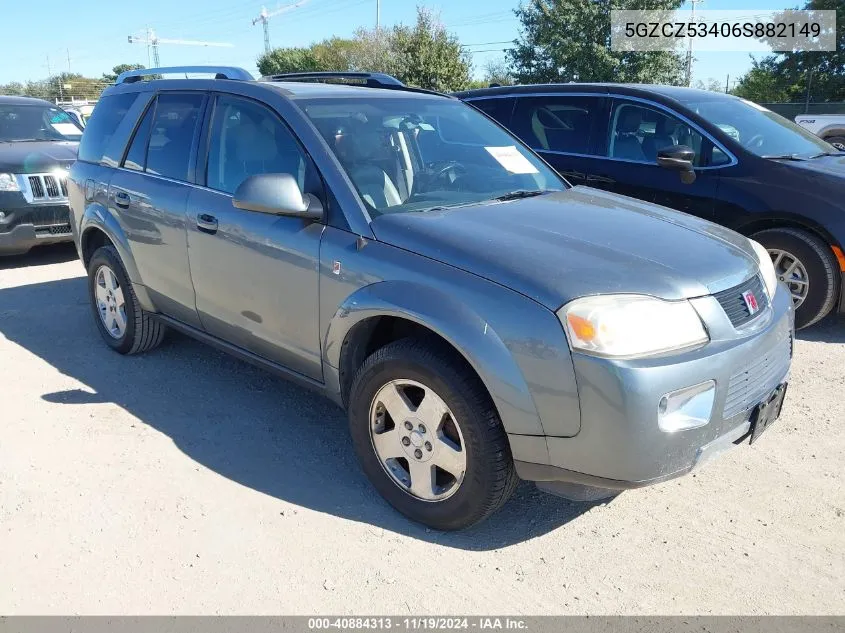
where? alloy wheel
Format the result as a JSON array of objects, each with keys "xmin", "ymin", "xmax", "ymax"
[
  {"xmin": 769, "ymin": 249, "xmax": 809, "ymax": 308},
  {"xmin": 94, "ymin": 264, "xmax": 128, "ymax": 339},
  {"xmin": 369, "ymin": 379, "xmax": 467, "ymax": 502}
]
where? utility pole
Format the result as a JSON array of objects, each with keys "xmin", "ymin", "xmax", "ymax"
[
  {"xmin": 67, "ymin": 49, "xmax": 72, "ymax": 73},
  {"xmin": 725, "ymin": 73, "xmax": 729, "ymax": 93},
  {"xmin": 252, "ymin": 0, "xmax": 311, "ymax": 54},
  {"xmin": 685, "ymin": 0, "xmax": 704, "ymax": 87}
]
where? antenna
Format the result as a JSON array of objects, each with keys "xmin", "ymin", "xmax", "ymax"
[
  {"xmin": 128, "ymin": 28, "xmax": 234, "ymax": 67},
  {"xmin": 252, "ymin": 0, "xmax": 311, "ymax": 53}
]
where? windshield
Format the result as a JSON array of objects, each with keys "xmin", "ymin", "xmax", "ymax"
[
  {"xmin": 0, "ymin": 104, "xmax": 83, "ymax": 142},
  {"xmin": 300, "ymin": 97, "xmax": 564, "ymax": 215},
  {"xmin": 675, "ymin": 95, "xmax": 836, "ymax": 158}
]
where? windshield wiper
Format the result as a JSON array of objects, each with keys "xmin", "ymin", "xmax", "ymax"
[
  {"xmin": 808, "ymin": 151, "xmax": 843, "ymax": 159},
  {"xmin": 761, "ymin": 153, "xmax": 808, "ymax": 161},
  {"xmin": 493, "ymin": 189, "xmax": 551, "ymax": 201}
]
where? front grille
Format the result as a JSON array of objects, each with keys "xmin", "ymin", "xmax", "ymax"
[
  {"xmin": 714, "ymin": 275, "xmax": 769, "ymax": 328},
  {"xmin": 723, "ymin": 331, "xmax": 792, "ymax": 418},
  {"xmin": 25, "ymin": 173, "xmax": 69, "ymax": 202},
  {"xmin": 28, "ymin": 176, "xmax": 45, "ymax": 198}
]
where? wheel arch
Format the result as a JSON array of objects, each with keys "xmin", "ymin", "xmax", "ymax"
[
  {"xmin": 732, "ymin": 213, "xmax": 843, "ymax": 253},
  {"xmin": 324, "ymin": 281, "xmax": 546, "ymax": 437},
  {"xmin": 79, "ymin": 207, "xmax": 157, "ymax": 313}
]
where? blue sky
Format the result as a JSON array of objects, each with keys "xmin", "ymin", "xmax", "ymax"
[{"xmin": 1, "ymin": 0, "xmax": 794, "ymax": 88}]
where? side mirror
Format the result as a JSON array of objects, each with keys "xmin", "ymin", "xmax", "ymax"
[
  {"xmin": 232, "ymin": 173, "xmax": 323, "ymax": 220},
  {"xmin": 656, "ymin": 145, "xmax": 697, "ymax": 184}
]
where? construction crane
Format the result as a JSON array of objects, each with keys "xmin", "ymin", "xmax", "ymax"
[
  {"xmin": 127, "ymin": 28, "xmax": 234, "ymax": 68},
  {"xmin": 252, "ymin": 0, "xmax": 310, "ymax": 53}
]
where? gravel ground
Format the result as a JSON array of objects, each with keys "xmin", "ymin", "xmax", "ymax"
[{"xmin": 0, "ymin": 245, "xmax": 843, "ymax": 615}]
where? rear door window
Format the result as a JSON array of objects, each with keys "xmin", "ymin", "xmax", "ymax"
[
  {"xmin": 511, "ymin": 96, "xmax": 599, "ymax": 155},
  {"xmin": 145, "ymin": 93, "xmax": 205, "ymax": 182},
  {"xmin": 78, "ymin": 93, "xmax": 139, "ymax": 164}
]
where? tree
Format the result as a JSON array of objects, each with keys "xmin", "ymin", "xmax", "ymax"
[
  {"xmin": 257, "ymin": 47, "xmax": 323, "ymax": 75},
  {"xmin": 390, "ymin": 7, "xmax": 472, "ymax": 91},
  {"xmin": 734, "ymin": 0, "xmax": 844, "ymax": 102},
  {"xmin": 508, "ymin": 0, "xmax": 685, "ymax": 85},
  {"xmin": 256, "ymin": 6, "xmax": 471, "ymax": 91},
  {"xmin": 0, "ymin": 81, "xmax": 26, "ymax": 95},
  {"xmin": 483, "ymin": 58, "xmax": 514, "ymax": 86},
  {"xmin": 102, "ymin": 64, "xmax": 145, "ymax": 84}
]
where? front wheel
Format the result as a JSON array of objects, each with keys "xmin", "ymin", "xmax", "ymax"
[
  {"xmin": 348, "ymin": 337, "xmax": 519, "ymax": 530},
  {"xmin": 752, "ymin": 228, "xmax": 841, "ymax": 329}
]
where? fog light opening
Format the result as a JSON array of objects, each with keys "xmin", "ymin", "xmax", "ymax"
[{"xmin": 658, "ymin": 380, "xmax": 716, "ymax": 433}]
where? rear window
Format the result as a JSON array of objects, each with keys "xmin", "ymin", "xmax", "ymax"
[{"xmin": 78, "ymin": 93, "xmax": 139, "ymax": 164}]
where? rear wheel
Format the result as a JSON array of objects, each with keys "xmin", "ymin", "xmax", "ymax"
[
  {"xmin": 87, "ymin": 245, "xmax": 165, "ymax": 354},
  {"xmin": 348, "ymin": 337, "xmax": 519, "ymax": 530},
  {"xmin": 752, "ymin": 228, "xmax": 840, "ymax": 329}
]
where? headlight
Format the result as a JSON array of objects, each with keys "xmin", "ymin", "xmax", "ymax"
[
  {"xmin": 748, "ymin": 238, "xmax": 778, "ymax": 299},
  {"xmin": 558, "ymin": 294, "xmax": 709, "ymax": 358},
  {"xmin": 0, "ymin": 173, "xmax": 20, "ymax": 192}
]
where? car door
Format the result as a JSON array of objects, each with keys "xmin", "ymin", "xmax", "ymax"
[
  {"xmin": 185, "ymin": 93, "xmax": 324, "ymax": 381},
  {"xmin": 505, "ymin": 94, "xmax": 608, "ymax": 187},
  {"xmin": 584, "ymin": 98, "xmax": 722, "ymax": 218},
  {"xmin": 108, "ymin": 91, "xmax": 207, "ymax": 328}
]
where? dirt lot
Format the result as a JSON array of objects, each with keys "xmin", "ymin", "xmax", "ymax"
[{"xmin": 0, "ymin": 245, "xmax": 843, "ymax": 615}]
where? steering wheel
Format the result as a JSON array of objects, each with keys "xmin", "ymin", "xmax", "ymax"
[
  {"xmin": 744, "ymin": 134, "xmax": 764, "ymax": 150},
  {"xmin": 430, "ymin": 161, "xmax": 467, "ymax": 182}
]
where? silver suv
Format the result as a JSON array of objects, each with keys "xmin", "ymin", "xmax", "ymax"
[{"xmin": 68, "ymin": 67, "xmax": 794, "ymax": 530}]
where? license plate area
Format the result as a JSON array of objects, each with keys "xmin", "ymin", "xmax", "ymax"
[{"xmin": 749, "ymin": 383, "xmax": 787, "ymax": 444}]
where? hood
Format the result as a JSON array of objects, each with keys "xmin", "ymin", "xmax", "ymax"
[
  {"xmin": 777, "ymin": 153, "xmax": 845, "ymax": 179},
  {"xmin": 0, "ymin": 141, "xmax": 78, "ymax": 173},
  {"xmin": 371, "ymin": 187, "xmax": 760, "ymax": 309}
]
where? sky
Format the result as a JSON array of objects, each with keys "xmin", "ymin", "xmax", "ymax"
[{"xmin": 0, "ymin": 0, "xmax": 796, "ymax": 90}]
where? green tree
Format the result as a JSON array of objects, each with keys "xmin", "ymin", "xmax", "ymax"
[
  {"xmin": 693, "ymin": 77, "xmax": 727, "ymax": 93},
  {"xmin": 483, "ymin": 58, "xmax": 514, "ymax": 86},
  {"xmin": 0, "ymin": 81, "xmax": 26, "ymax": 95},
  {"xmin": 508, "ymin": 0, "xmax": 685, "ymax": 84},
  {"xmin": 256, "ymin": 6, "xmax": 471, "ymax": 91},
  {"xmin": 391, "ymin": 7, "xmax": 472, "ymax": 91},
  {"xmin": 102, "ymin": 63, "xmax": 145, "ymax": 84},
  {"xmin": 257, "ymin": 46, "xmax": 325, "ymax": 76},
  {"xmin": 734, "ymin": 0, "xmax": 844, "ymax": 102}
]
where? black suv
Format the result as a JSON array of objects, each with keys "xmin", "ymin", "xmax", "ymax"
[
  {"xmin": 0, "ymin": 95, "xmax": 82, "ymax": 255},
  {"xmin": 456, "ymin": 84, "xmax": 845, "ymax": 329}
]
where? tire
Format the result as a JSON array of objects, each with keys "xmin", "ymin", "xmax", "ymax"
[
  {"xmin": 348, "ymin": 337, "xmax": 519, "ymax": 530},
  {"xmin": 752, "ymin": 228, "xmax": 840, "ymax": 329},
  {"xmin": 87, "ymin": 245, "xmax": 165, "ymax": 354},
  {"xmin": 824, "ymin": 135, "xmax": 845, "ymax": 149}
]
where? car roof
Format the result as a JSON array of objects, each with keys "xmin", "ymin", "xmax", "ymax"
[
  {"xmin": 0, "ymin": 95, "xmax": 55, "ymax": 106},
  {"xmin": 255, "ymin": 80, "xmax": 449, "ymax": 101},
  {"xmin": 455, "ymin": 83, "xmax": 739, "ymax": 106}
]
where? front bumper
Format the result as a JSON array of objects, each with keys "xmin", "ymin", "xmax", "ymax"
[
  {"xmin": 516, "ymin": 281, "xmax": 795, "ymax": 490},
  {"xmin": 0, "ymin": 192, "xmax": 73, "ymax": 255}
]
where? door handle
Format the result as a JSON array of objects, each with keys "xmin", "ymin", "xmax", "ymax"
[
  {"xmin": 196, "ymin": 213, "xmax": 218, "ymax": 234},
  {"xmin": 114, "ymin": 191, "xmax": 130, "ymax": 208}
]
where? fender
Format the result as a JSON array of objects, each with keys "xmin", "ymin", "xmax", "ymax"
[
  {"xmin": 323, "ymin": 281, "xmax": 547, "ymax": 437},
  {"xmin": 80, "ymin": 203, "xmax": 157, "ymax": 313}
]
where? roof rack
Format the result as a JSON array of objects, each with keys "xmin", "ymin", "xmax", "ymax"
[
  {"xmin": 262, "ymin": 71, "xmax": 404, "ymax": 88},
  {"xmin": 116, "ymin": 66, "xmax": 254, "ymax": 84}
]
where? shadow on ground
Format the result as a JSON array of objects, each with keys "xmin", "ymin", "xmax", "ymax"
[
  {"xmin": 0, "ymin": 272, "xmax": 599, "ymax": 549},
  {"xmin": 0, "ymin": 243, "xmax": 78, "ymax": 270},
  {"xmin": 796, "ymin": 314, "xmax": 845, "ymax": 344}
]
